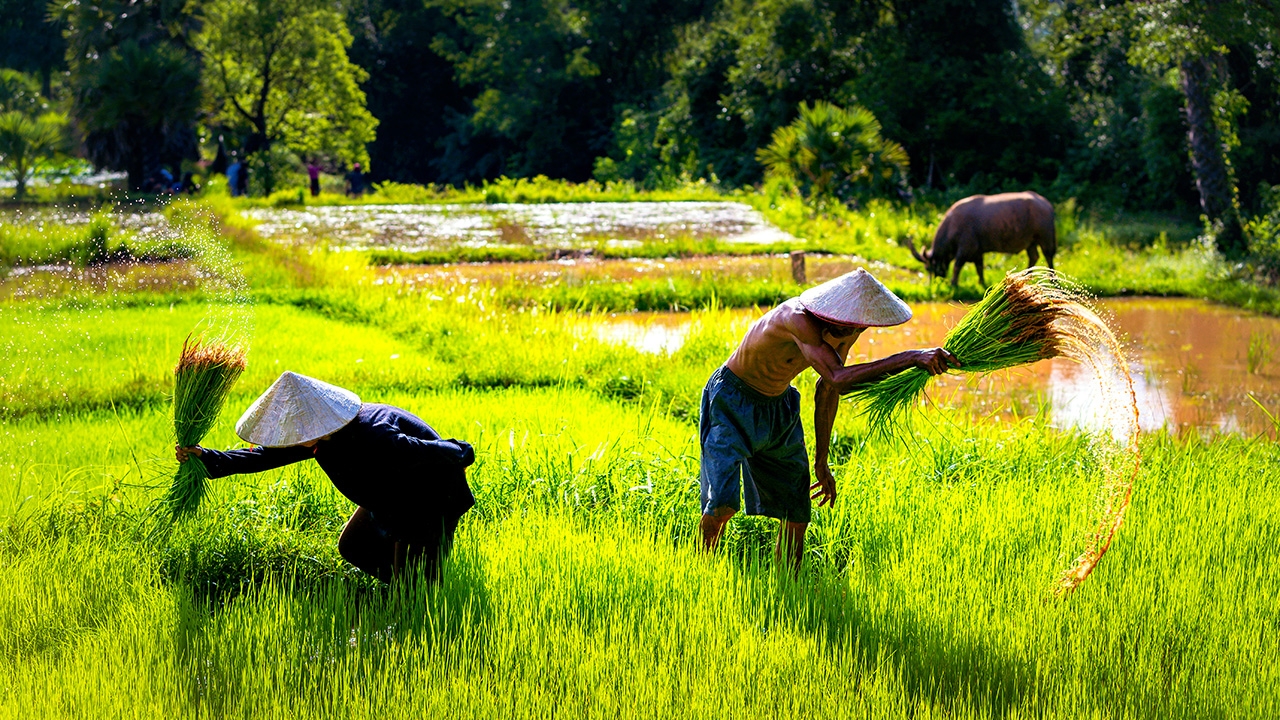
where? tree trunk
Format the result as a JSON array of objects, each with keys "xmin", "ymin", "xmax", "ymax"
[{"xmin": 1179, "ymin": 55, "xmax": 1245, "ymax": 257}]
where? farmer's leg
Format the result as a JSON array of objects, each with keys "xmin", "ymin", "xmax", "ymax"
[
  {"xmin": 746, "ymin": 386, "xmax": 811, "ymax": 572},
  {"xmin": 338, "ymin": 506, "xmax": 397, "ymax": 583},
  {"xmin": 700, "ymin": 506, "xmax": 737, "ymax": 550},
  {"xmin": 698, "ymin": 367, "xmax": 752, "ymax": 553},
  {"xmin": 777, "ymin": 521, "xmax": 808, "ymax": 571},
  {"xmin": 398, "ymin": 512, "xmax": 463, "ymax": 583}
]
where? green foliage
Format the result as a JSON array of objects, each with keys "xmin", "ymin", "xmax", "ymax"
[
  {"xmin": 757, "ymin": 101, "xmax": 910, "ymax": 209},
  {"xmin": 1244, "ymin": 184, "xmax": 1280, "ymax": 284},
  {"xmin": 56, "ymin": 0, "xmax": 202, "ymax": 191},
  {"xmin": 0, "ymin": 70, "xmax": 47, "ymax": 116},
  {"xmin": 0, "ymin": 111, "xmax": 68, "ymax": 200},
  {"xmin": 198, "ymin": 0, "xmax": 379, "ymax": 192}
]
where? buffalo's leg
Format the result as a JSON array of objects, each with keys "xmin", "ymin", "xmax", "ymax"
[
  {"xmin": 1045, "ymin": 246, "xmax": 1055, "ymax": 270},
  {"xmin": 950, "ymin": 258, "xmax": 964, "ymax": 288},
  {"xmin": 1026, "ymin": 243, "xmax": 1040, "ymax": 268},
  {"xmin": 974, "ymin": 255, "xmax": 987, "ymax": 287}
]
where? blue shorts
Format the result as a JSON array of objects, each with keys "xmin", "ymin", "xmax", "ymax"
[{"xmin": 699, "ymin": 366, "xmax": 811, "ymax": 523}]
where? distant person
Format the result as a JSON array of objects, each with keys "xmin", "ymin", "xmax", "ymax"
[
  {"xmin": 344, "ymin": 162, "xmax": 366, "ymax": 197},
  {"xmin": 235, "ymin": 159, "xmax": 250, "ymax": 197},
  {"xmin": 307, "ymin": 162, "xmax": 321, "ymax": 197},
  {"xmin": 226, "ymin": 159, "xmax": 242, "ymax": 197},
  {"xmin": 175, "ymin": 372, "xmax": 476, "ymax": 583},
  {"xmin": 697, "ymin": 269, "xmax": 958, "ymax": 570}
]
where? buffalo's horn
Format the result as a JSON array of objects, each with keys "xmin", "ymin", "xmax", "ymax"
[{"xmin": 908, "ymin": 241, "xmax": 926, "ymax": 264}]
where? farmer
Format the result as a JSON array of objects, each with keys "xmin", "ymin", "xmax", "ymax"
[
  {"xmin": 699, "ymin": 268, "xmax": 958, "ymax": 569},
  {"xmin": 175, "ymin": 371, "xmax": 475, "ymax": 583}
]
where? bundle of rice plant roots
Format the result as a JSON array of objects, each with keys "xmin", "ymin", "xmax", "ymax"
[
  {"xmin": 163, "ymin": 336, "xmax": 246, "ymax": 521},
  {"xmin": 850, "ymin": 267, "xmax": 1094, "ymax": 430}
]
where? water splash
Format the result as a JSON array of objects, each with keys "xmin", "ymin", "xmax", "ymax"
[{"xmin": 1046, "ymin": 295, "xmax": 1140, "ymax": 596}]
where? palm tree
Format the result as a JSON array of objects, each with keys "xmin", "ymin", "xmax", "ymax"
[
  {"xmin": 0, "ymin": 111, "xmax": 66, "ymax": 200},
  {"xmin": 757, "ymin": 101, "xmax": 911, "ymax": 208},
  {"xmin": 72, "ymin": 41, "xmax": 200, "ymax": 191}
]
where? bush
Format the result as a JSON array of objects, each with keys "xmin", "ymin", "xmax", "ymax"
[
  {"xmin": 756, "ymin": 101, "xmax": 911, "ymax": 210},
  {"xmin": 1245, "ymin": 184, "xmax": 1280, "ymax": 284}
]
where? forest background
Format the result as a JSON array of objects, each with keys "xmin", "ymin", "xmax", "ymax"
[{"xmin": 2, "ymin": 1, "xmax": 1278, "ymax": 257}]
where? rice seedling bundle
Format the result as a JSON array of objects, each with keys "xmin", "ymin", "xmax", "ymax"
[
  {"xmin": 163, "ymin": 336, "xmax": 246, "ymax": 521},
  {"xmin": 850, "ymin": 267, "xmax": 1140, "ymax": 594}
]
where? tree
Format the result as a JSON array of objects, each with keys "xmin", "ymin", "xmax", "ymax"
[
  {"xmin": 75, "ymin": 41, "xmax": 201, "ymax": 191},
  {"xmin": 198, "ymin": 0, "xmax": 378, "ymax": 193},
  {"xmin": 0, "ymin": 0, "xmax": 66, "ymax": 97},
  {"xmin": 55, "ymin": 0, "xmax": 202, "ymax": 191},
  {"xmin": 601, "ymin": 0, "xmax": 1069, "ymax": 191},
  {"xmin": 757, "ymin": 101, "xmax": 910, "ymax": 207},
  {"xmin": 1118, "ymin": 0, "xmax": 1280, "ymax": 257},
  {"xmin": 0, "ymin": 111, "xmax": 68, "ymax": 200},
  {"xmin": 344, "ymin": 0, "xmax": 470, "ymax": 185},
  {"xmin": 428, "ymin": 0, "xmax": 711, "ymax": 182}
]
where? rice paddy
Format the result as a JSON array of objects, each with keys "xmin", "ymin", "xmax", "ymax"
[{"xmin": 1, "ymin": 196, "xmax": 1278, "ymax": 718}]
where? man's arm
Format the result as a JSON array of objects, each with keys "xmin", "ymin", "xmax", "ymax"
[
  {"xmin": 180, "ymin": 445, "xmax": 314, "ymax": 480},
  {"xmin": 811, "ymin": 377, "xmax": 840, "ymax": 507},
  {"xmin": 793, "ymin": 322, "xmax": 958, "ymax": 393}
]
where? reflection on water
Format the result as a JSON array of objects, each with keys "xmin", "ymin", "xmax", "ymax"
[
  {"xmin": 243, "ymin": 202, "xmax": 794, "ymax": 250},
  {"xmin": 592, "ymin": 298, "xmax": 1280, "ymax": 437}
]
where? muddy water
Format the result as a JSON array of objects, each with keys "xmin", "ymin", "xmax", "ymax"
[
  {"xmin": 592, "ymin": 298, "xmax": 1280, "ymax": 436},
  {"xmin": 243, "ymin": 202, "xmax": 794, "ymax": 249}
]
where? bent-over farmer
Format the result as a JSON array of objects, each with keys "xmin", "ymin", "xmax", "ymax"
[
  {"xmin": 699, "ymin": 268, "xmax": 958, "ymax": 569},
  {"xmin": 175, "ymin": 371, "xmax": 475, "ymax": 583}
]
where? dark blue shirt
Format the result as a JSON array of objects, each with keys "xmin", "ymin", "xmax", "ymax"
[{"xmin": 199, "ymin": 404, "xmax": 475, "ymax": 537}]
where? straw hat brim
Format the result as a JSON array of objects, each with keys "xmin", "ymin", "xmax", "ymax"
[
  {"xmin": 235, "ymin": 371, "xmax": 362, "ymax": 447},
  {"xmin": 797, "ymin": 268, "xmax": 912, "ymax": 327}
]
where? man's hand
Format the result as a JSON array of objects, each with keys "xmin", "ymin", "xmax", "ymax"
[
  {"xmin": 914, "ymin": 348, "xmax": 960, "ymax": 376},
  {"xmin": 810, "ymin": 460, "xmax": 837, "ymax": 507},
  {"xmin": 175, "ymin": 445, "xmax": 204, "ymax": 462}
]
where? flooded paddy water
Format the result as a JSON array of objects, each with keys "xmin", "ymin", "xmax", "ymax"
[
  {"xmin": 589, "ymin": 298, "xmax": 1280, "ymax": 437},
  {"xmin": 242, "ymin": 202, "xmax": 794, "ymax": 250}
]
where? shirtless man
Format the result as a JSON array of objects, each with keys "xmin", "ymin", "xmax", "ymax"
[{"xmin": 699, "ymin": 268, "xmax": 958, "ymax": 568}]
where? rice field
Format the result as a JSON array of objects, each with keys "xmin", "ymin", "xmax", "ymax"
[{"xmin": 1, "ymin": 197, "xmax": 1278, "ymax": 718}]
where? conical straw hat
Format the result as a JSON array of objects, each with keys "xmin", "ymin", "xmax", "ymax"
[
  {"xmin": 797, "ymin": 268, "xmax": 912, "ymax": 327},
  {"xmin": 235, "ymin": 372, "xmax": 361, "ymax": 447}
]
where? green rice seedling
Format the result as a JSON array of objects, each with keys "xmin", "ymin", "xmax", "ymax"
[
  {"xmin": 162, "ymin": 335, "xmax": 247, "ymax": 521},
  {"xmin": 850, "ymin": 268, "xmax": 1096, "ymax": 430}
]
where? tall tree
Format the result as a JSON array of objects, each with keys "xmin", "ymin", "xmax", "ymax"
[
  {"xmin": 602, "ymin": 0, "xmax": 1069, "ymax": 191},
  {"xmin": 344, "ymin": 0, "xmax": 471, "ymax": 185},
  {"xmin": 429, "ymin": 0, "xmax": 711, "ymax": 182},
  {"xmin": 198, "ymin": 0, "xmax": 379, "ymax": 192},
  {"xmin": 1121, "ymin": 0, "xmax": 1280, "ymax": 257},
  {"xmin": 55, "ymin": 0, "xmax": 202, "ymax": 191},
  {"xmin": 0, "ymin": 0, "xmax": 66, "ymax": 96}
]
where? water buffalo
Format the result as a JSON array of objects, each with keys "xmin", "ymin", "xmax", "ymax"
[{"xmin": 908, "ymin": 191, "xmax": 1056, "ymax": 287}]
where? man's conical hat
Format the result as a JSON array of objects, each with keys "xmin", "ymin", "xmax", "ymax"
[
  {"xmin": 797, "ymin": 268, "xmax": 912, "ymax": 327},
  {"xmin": 235, "ymin": 372, "xmax": 361, "ymax": 447}
]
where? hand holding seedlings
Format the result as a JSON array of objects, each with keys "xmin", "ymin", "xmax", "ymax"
[{"xmin": 913, "ymin": 347, "xmax": 961, "ymax": 375}]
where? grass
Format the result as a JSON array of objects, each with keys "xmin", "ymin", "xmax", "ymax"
[
  {"xmin": 2, "ymin": 187, "xmax": 1280, "ymax": 717},
  {"xmin": 0, "ymin": 384, "xmax": 1277, "ymax": 717}
]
